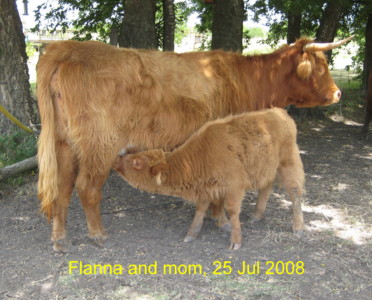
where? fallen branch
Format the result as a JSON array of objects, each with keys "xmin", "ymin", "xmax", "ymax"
[{"xmin": 0, "ymin": 155, "xmax": 37, "ymax": 181}]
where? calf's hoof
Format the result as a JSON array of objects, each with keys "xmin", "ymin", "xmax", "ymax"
[
  {"xmin": 219, "ymin": 222, "xmax": 232, "ymax": 232},
  {"xmin": 293, "ymin": 229, "xmax": 304, "ymax": 238},
  {"xmin": 229, "ymin": 242, "xmax": 241, "ymax": 250},
  {"xmin": 183, "ymin": 235, "xmax": 196, "ymax": 243},
  {"xmin": 53, "ymin": 237, "xmax": 73, "ymax": 253},
  {"xmin": 250, "ymin": 216, "xmax": 263, "ymax": 224}
]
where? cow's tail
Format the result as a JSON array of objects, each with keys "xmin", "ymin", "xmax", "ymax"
[{"xmin": 37, "ymin": 54, "xmax": 59, "ymax": 220}]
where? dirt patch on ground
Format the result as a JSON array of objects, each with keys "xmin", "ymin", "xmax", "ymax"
[{"xmin": 0, "ymin": 115, "xmax": 371, "ymax": 299}]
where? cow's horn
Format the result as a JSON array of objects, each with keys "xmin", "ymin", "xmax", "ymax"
[{"xmin": 304, "ymin": 36, "xmax": 354, "ymax": 52}]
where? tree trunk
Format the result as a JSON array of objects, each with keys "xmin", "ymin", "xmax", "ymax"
[
  {"xmin": 287, "ymin": 12, "xmax": 301, "ymax": 44},
  {"xmin": 363, "ymin": 12, "xmax": 372, "ymax": 91},
  {"xmin": 163, "ymin": 0, "xmax": 175, "ymax": 51},
  {"xmin": 119, "ymin": 0, "xmax": 157, "ymax": 49},
  {"xmin": 109, "ymin": 27, "xmax": 119, "ymax": 46},
  {"xmin": 0, "ymin": 155, "xmax": 37, "ymax": 181},
  {"xmin": 316, "ymin": 1, "xmax": 343, "ymax": 61},
  {"xmin": 211, "ymin": 0, "xmax": 244, "ymax": 52},
  {"xmin": 0, "ymin": 0, "xmax": 37, "ymax": 133},
  {"xmin": 316, "ymin": 1, "xmax": 343, "ymax": 42}
]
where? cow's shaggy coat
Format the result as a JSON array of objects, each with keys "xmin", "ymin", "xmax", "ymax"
[
  {"xmin": 114, "ymin": 108, "xmax": 304, "ymax": 250},
  {"xmin": 37, "ymin": 37, "xmax": 349, "ymax": 252}
]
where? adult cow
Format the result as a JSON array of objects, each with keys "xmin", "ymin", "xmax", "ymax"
[{"xmin": 37, "ymin": 37, "xmax": 352, "ymax": 252}]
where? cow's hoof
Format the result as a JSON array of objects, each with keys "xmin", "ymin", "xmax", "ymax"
[
  {"xmin": 293, "ymin": 229, "xmax": 304, "ymax": 238},
  {"xmin": 228, "ymin": 242, "xmax": 241, "ymax": 250},
  {"xmin": 89, "ymin": 235, "xmax": 109, "ymax": 248},
  {"xmin": 53, "ymin": 237, "xmax": 73, "ymax": 253},
  {"xmin": 219, "ymin": 222, "xmax": 232, "ymax": 232},
  {"xmin": 183, "ymin": 235, "xmax": 196, "ymax": 243}
]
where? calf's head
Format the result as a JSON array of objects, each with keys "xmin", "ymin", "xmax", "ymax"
[
  {"xmin": 114, "ymin": 149, "xmax": 168, "ymax": 192},
  {"xmin": 286, "ymin": 36, "xmax": 353, "ymax": 107}
]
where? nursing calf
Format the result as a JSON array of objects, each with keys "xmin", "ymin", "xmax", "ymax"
[{"xmin": 114, "ymin": 108, "xmax": 305, "ymax": 250}]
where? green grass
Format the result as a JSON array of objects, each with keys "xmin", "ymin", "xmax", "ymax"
[
  {"xmin": 0, "ymin": 129, "xmax": 37, "ymax": 168},
  {"xmin": 30, "ymin": 82, "xmax": 36, "ymax": 97},
  {"xmin": 331, "ymin": 69, "xmax": 362, "ymax": 90}
]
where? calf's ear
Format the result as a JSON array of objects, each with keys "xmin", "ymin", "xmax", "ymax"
[{"xmin": 133, "ymin": 158, "xmax": 145, "ymax": 170}]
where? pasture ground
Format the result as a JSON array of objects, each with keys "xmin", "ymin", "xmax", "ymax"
[{"xmin": 0, "ymin": 108, "xmax": 371, "ymax": 299}]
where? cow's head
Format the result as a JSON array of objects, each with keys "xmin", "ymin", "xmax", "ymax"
[
  {"xmin": 283, "ymin": 36, "xmax": 353, "ymax": 107},
  {"xmin": 114, "ymin": 149, "xmax": 168, "ymax": 192}
]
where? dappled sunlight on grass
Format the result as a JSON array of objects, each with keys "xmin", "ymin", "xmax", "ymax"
[
  {"xmin": 301, "ymin": 203, "xmax": 371, "ymax": 246},
  {"xmin": 329, "ymin": 114, "xmax": 363, "ymax": 126},
  {"xmin": 353, "ymin": 152, "xmax": 372, "ymax": 161},
  {"xmin": 331, "ymin": 183, "xmax": 351, "ymax": 191},
  {"xmin": 311, "ymin": 127, "xmax": 325, "ymax": 132}
]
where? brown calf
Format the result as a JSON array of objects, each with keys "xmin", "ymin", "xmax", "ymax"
[{"xmin": 114, "ymin": 108, "xmax": 305, "ymax": 250}]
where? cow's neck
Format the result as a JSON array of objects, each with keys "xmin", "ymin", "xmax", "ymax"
[{"xmin": 241, "ymin": 50, "xmax": 296, "ymax": 109}]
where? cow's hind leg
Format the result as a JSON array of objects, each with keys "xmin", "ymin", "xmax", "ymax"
[
  {"xmin": 52, "ymin": 142, "xmax": 77, "ymax": 253},
  {"xmin": 76, "ymin": 169, "xmax": 110, "ymax": 247},
  {"xmin": 184, "ymin": 201, "xmax": 210, "ymax": 243}
]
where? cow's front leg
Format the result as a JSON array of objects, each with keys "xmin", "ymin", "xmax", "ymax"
[
  {"xmin": 76, "ymin": 170, "xmax": 109, "ymax": 247},
  {"xmin": 52, "ymin": 142, "xmax": 77, "ymax": 253}
]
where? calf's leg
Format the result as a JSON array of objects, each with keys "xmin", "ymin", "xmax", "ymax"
[
  {"xmin": 279, "ymin": 162, "xmax": 304, "ymax": 235},
  {"xmin": 51, "ymin": 142, "xmax": 77, "ymax": 253},
  {"xmin": 224, "ymin": 190, "xmax": 244, "ymax": 250},
  {"xmin": 209, "ymin": 201, "xmax": 231, "ymax": 232},
  {"xmin": 184, "ymin": 201, "xmax": 210, "ymax": 243},
  {"xmin": 251, "ymin": 183, "xmax": 272, "ymax": 223}
]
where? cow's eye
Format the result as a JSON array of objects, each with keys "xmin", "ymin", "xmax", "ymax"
[{"xmin": 318, "ymin": 67, "xmax": 325, "ymax": 75}]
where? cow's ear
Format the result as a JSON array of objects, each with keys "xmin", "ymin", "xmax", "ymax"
[
  {"xmin": 150, "ymin": 163, "xmax": 168, "ymax": 185},
  {"xmin": 297, "ymin": 56, "xmax": 312, "ymax": 80},
  {"xmin": 132, "ymin": 158, "xmax": 144, "ymax": 170}
]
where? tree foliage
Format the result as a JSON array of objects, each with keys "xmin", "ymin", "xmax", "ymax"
[
  {"xmin": 33, "ymin": 0, "xmax": 191, "ymax": 49},
  {"xmin": 32, "ymin": 0, "xmax": 371, "ymax": 79}
]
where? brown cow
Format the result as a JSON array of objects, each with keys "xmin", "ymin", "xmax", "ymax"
[
  {"xmin": 361, "ymin": 69, "xmax": 372, "ymax": 140},
  {"xmin": 37, "ymin": 37, "xmax": 351, "ymax": 252},
  {"xmin": 114, "ymin": 108, "xmax": 305, "ymax": 250}
]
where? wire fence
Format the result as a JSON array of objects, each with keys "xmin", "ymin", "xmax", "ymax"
[{"xmin": 331, "ymin": 69, "xmax": 365, "ymax": 101}]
